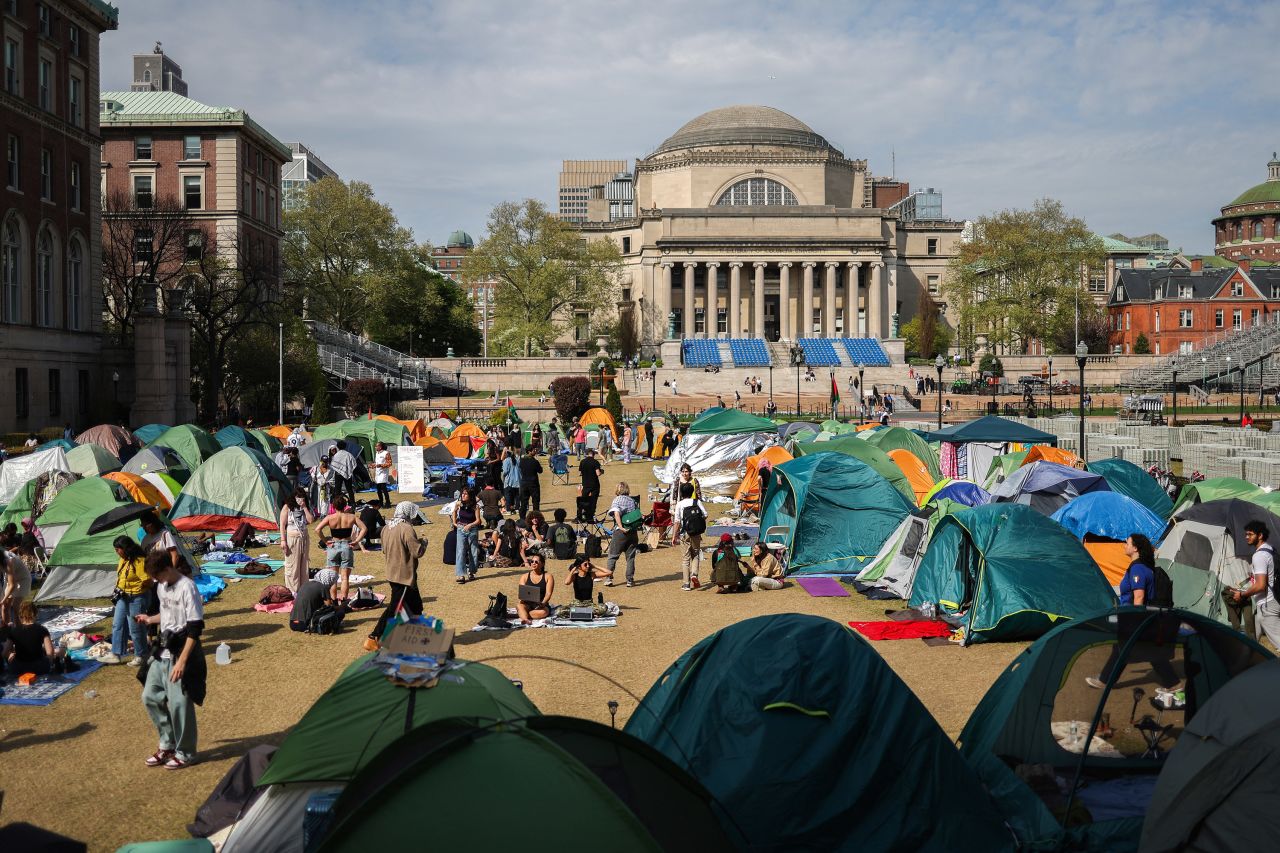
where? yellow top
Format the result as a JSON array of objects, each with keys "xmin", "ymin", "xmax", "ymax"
[{"xmin": 116, "ymin": 556, "xmax": 149, "ymax": 596}]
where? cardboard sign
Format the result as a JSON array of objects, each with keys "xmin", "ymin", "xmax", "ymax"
[
  {"xmin": 382, "ymin": 621, "xmax": 454, "ymax": 658},
  {"xmin": 395, "ymin": 446, "xmax": 425, "ymax": 494}
]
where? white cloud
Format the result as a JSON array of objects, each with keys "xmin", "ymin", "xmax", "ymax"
[{"xmin": 101, "ymin": 0, "xmax": 1280, "ymax": 252}]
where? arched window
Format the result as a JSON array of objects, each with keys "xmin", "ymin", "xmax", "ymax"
[
  {"xmin": 67, "ymin": 238, "xmax": 82, "ymax": 330},
  {"xmin": 36, "ymin": 227, "xmax": 53, "ymax": 327},
  {"xmin": 714, "ymin": 177, "xmax": 798, "ymax": 207},
  {"xmin": 2, "ymin": 218, "xmax": 19, "ymax": 322},
  {"xmin": 1254, "ymin": 221, "xmax": 1264, "ymax": 239},
  {"xmin": 143, "ymin": 68, "xmax": 151, "ymax": 83}
]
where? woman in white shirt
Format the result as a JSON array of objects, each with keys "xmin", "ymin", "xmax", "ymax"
[{"xmin": 373, "ymin": 441, "xmax": 394, "ymax": 509}]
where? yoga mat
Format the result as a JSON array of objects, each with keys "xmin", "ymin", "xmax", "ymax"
[
  {"xmin": 254, "ymin": 600, "xmax": 293, "ymax": 614},
  {"xmin": 0, "ymin": 660, "xmax": 103, "ymax": 706},
  {"xmin": 795, "ymin": 577, "xmax": 850, "ymax": 597},
  {"xmin": 849, "ymin": 620, "xmax": 953, "ymax": 641},
  {"xmin": 201, "ymin": 564, "xmax": 282, "ymax": 579}
]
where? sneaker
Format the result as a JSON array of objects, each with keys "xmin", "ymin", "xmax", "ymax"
[
  {"xmin": 603, "ymin": 580, "xmax": 613, "ymax": 587},
  {"xmin": 145, "ymin": 749, "xmax": 174, "ymax": 767},
  {"xmin": 680, "ymin": 584, "xmax": 692, "ymax": 591},
  {"xmin": 164, "ymin": 756, "xmax": 194, "ymax": 770},
  {"xmin": 127, "ymin": 657, "xmax": 143, "ymax": 667},
  {"xmin": 362, "ymin": 637, "xmax": 380, "ymax": 653},
  {"xmin": 98, "ymin": 652, "xmax": 122, "ymax": 665},
  {"xmin": 625, "ymin": 580, "xmax": 635, "ymax": 588},
  {"xmin": 468, "ymin": 573, "xmax": 477, "ymax": 581},
  {"xmin": 1084, "ymin": 676, "xmax": 1106, "ymax": 690}
]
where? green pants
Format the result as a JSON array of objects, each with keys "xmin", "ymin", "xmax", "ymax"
[{"xmin": 142, "ymin": 656, "xmax": 198, "ymax": 761}]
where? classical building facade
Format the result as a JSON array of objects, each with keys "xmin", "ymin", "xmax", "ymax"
[
  {"xmin": 1214, "ymin": 153, "xmax": 1280, "ymax": 263},
  {"xmin": 575, "ymin": 106, "xmax": 964, "ymax": 360},
  {"xmin": 1, "ymin": 0, "xmax": 118, "ymax": 433}
]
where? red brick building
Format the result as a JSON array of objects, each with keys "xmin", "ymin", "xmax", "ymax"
[
  {"xmin": 1214, "ymin": 153, "xmax": 1280, "ymax": 263},
  {"xmin": 1108, "ymin": 259, "xmax": 1280, "ymax": 355}
]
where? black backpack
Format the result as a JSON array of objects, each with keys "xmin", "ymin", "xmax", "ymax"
[
  {"xmin": 309, "ymin": 604, "xmax": 344, "ymax": 635},
  {"xmin": 584, "ymin": 533, "xmax": 604, "ymax": 559},
  {"xmin": 1150, "ymin": 564, "xmax": 1175, "ymax": 608},
  {"xmin": 479, "ymin": 592, "xmax": 510, "ymax": 629},
  {"xmin": 681, "ymin": 502, "xmax": 707, "ymax": 536}
]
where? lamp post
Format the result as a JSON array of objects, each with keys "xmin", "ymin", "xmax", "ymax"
[
  {"xmin": 1240, "ymin": 360, "xmax": 1247, "ymax": 427},
  {"xmin": 768, "ymin": 364, "xmax": 774, "ymax": 408},
  {"xmin": 112, "ymin": 371, "xmax": 120, "ymax": 420},
  {"xmin": 857, "ymin": 362, "xmax": 865, "ymax": 424},
  {"xmin": 650, "ymin": 368, "xmax": 656, "ymax": 413},
  {"xmin": 599, "ymin": 364, "xmax": 607, "ymax": 407},
  {"xmin": 455, "ymin": 364, "xmax": 462, "ymax": 418},
  {"xmin": 1076, "ymin": 341, "xmax": 1088, "ymax": 459},
  {"xmin": 1170, "ymin": 357, "xmax": 1178, "ymax": 427},
  {"xmin": 935, "ymin": 354, "xmax": 945, "ymax": 429},
  {"xmin": 1047, "ymin": 356, "xmax": 1054, "ymax": 415},
  {"xmin": 791, "ymin": 345, "xmax": 804, "ymax": 416},
  {"xmin": 278, "ymin": 322, "xmax": 284, "ymax": 424}
]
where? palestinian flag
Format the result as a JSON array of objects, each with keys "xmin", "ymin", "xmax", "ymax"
[
  {"xmin": 506, "ymin": 396, "xmax": 522, "ymax": 425},
  {"xmin": 830, "ymin": 373, "xmax": 840, "ymax": 408}
]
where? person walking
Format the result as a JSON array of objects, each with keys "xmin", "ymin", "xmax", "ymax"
[
  {"xmin": 518, "ymin": 447, "xmax": 543, "ymax": 517},
  {"xmin": 606, "ymin": 482, "xmax": 641, "ymax": 587},
  {"xmin": 452, "ymin": 486, "xmax": 482, "ymax": 584},
  {"xmin": 672, "ymin": 482, "xmax": 705, "ymax": 590},
  {"xmin": 1230, "ymin": 520, "xmax": 1280, "ymax": 648},
  {"xmin": 107, "ymin": 536, "xmax": 151, "ymax": 666},
  {"xmin": 501, "ymin": 448, "xmax": 522, "ymax": 513},
  {"xmin": 366, "ymin": 502, "xmax": 426, "ymax": 651},
  {"xmin": 373, "ymin": 441, "xmax": 394, "ymax": 508},
  {"xmin": 137, "ymin": 551, "xmax": 206, "ymax": 770},
  {"xmin": 279, "ymin": 488, "xmax": 314, "ymax": 595},
  {"xmin": 578, "ymin": 448, "xmax": 603, "ymax": 521}
]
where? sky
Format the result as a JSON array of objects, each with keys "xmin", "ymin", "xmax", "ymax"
[{"xmin": 101, "ymin": 0, "xmax": 1280, "ymax": 254}]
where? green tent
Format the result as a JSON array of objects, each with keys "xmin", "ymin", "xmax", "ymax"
[
  {"xmin": 759, "ymin": 453, "xmax": 919, "ymax": 576},
  {"xmin": 861, "ymin": 425, "xmax": 943, "ymax": 479},
  {"xmin": 250, "ymin": 429, "xmax": 283, "ymax": 453},
  {"xmin": 1086, "ymin": 457, "xmax": 1175, "ymax": 518},
  {"xmin": 819, "ymin": 418, "xmax": 855, "ymax": 435},
  {"xmin": 625, "ymin": 614, "xmax": 1014, "ymax": 852},
  {"xmin": 312, "ymin": 419, "xmax": 411, "ymax": 458},
  {"xmin": 36, "ymin": 477, "xmax": 129, "ymax": 529},
  {"xmin": 258, "ymin": 655, "xmax": 539, "ymax": 787},
  {"xmin": 0, "ymin": 479, "xmax": 37, "ymax": 527},
  {"xmin": 923, "ymin": 414, "xmax": 1058, "ymax": 446},
  {"xmin": 909, "ymin": 503, "xmax": 1116, "ymax": 644},
  {"xmin": 791, "ymin": 434, "xmax": 916, "ymax": 503},
  {"xmin": 146, "ymin": 425, "xmax": 221, "ymax": 473},
  {"xmin": 132, "ymin": 423, "xmax": 170, "ymax": 445},
  {"xmin": 685, "ymin": 408, "xmax": 776, "ymax": 435},
  {"xmin": 982, "ymin": 449, "xmax": 1030, "ymax": 489},
  {"xmin": 1171, "ymin": 477, "xmax": 1263, "ymax": 516},
  {"xmin": 214, "ymin": 425, "xmax": 273, "ymax": 454},
  {"xmin": 958, "ymin": 608, "xmax": 1271, "ymax": 851},
  {"xmin": 169, "ymin": 446, "xmax": 290, "ymax": 532},
  {"xmin": 65, "ymin": 442, "xmax": 123, "ymax": 477}
]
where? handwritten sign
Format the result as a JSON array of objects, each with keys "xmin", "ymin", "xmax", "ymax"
[{"xmin": 395, "ymin": 445, "xmax": 425, "ymax": 494}]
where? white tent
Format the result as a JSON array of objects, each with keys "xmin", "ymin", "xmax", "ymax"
[
  {"xmin": 653, "ymin": 432, "xmax": 774, "ymax": 488},
  {"xmin": 0, "ymin": 446, "xmax": 71, "ymax": 505}
]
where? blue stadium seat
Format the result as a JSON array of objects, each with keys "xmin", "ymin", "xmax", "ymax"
[
  {"xmin": 681, "ymin": 339, "xmax": 721, "ymax": 367},
  {"xmin": 728, "ymin": 338, "xmax": 771, "ymax": 367},
  {"xmin": 840, "ymin": 338, "xmax": 890, "ymax": 367},
  {"xmin": 797, "ymin": 339, "xmax": 841, "ymax": 366}
]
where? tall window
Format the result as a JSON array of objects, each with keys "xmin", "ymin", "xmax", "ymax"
[
  {"xmin": 68, "ymin": 75, "xmax": 81, "ymax": 126},
  {"xmin": 68, "ymin": 24, "xmax": 80, "ymax": 57},
  {"xmin": 37, "ymin": 58, "xmax": 51, "ymax": 111},
  {"xmin": 1254, "ymin": 222, "xmax": 1264, "ymax": 239},
  {"xmin": 15, "ymin": 367, "xmax": 27, "ymax": 419},
  {"xmin": 2, "ymin": 218, "xmax": 19, "ymax": 321},
  {"xmin": 1232, "ymin": 281, "xmax": 1244, "ymax": 296},
  {"xmin": 135, "ymin": 136, "xmax": 152, "ymax": 160},
  {"xmin": 714, "ymin": 178, "xmax": 798, "ymax": 207},
  {"xmin": 184, "ymin": 135, "xmax": 201, "ymax": 160},
  {"xmin": 37, "ymin": 3, "xmax": 50, "ymax": 36},
  {"xmin": 1252, "ymin": 309, "xmax": 1261, "ymax": 327},
  {"xmin": 39, "ymin": 148, "xmax": 51, "ymax": 199},
  {"xmin": 183, "ymin": 175, "xmax": 202, "ymax": 209},
  {"xmin": 67, "ymin": 239, "xmax": 81, "ymax": 329},
  {"xmin": 133, "ymin": 174, "xmax": 153, "ymax": 208},
  {"xmin": 47, "ymin": 368, "xmax": 59, "ymax": 416},
  {"xmin": 1233, "ymin": 309, "xmax": 1242, "ymax": 330},
  {"xmin": 69, "ymin": 161, "xmax": 80, "ymax": 211},
  {"xmin": 927, "ymin": 238, "xmax": 939, "ymax": 256},
  {"xmin": 5, "ymin": 134, "xmax": 17, "ymax": 189},
  {"xmin": 184, "ymin": 229, "xmax": 204, "ymax": 262},
  {"xmin": 1180, "ymin": 309, "xmax": 1193, "ymax": 328},
  {"xmin": 35, "ymin": 228, "xmax": 52, "ymax": 326},
  {"xmin": 927, "ymin": 274, "xmax": 940, "ymax": 294},
  {"xmin": 1215, "ymin": 309, "xmax": 1223, "ymax": 328},
  {"xmin": 1155, "ymin": 312, "xmax": 1161, "ymax": 332},
  {"xmin": 255, "ymin": 185, "xmax": 265, "ymax": 220},
  {"xmin": 134, "ymin": 228, "xmax": 153, "ymax": 263},
  {"xmin": 3, "ymin": 37, "xmax": 17, "ymax": 94}
]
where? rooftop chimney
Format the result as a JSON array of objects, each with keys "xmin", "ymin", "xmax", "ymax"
[
  {"xmin": 1239, "ymin": 258, "xmax": 1252, "ymax": 272},
  {"xmin": 1190, "ymin": 258, "xmax": 1203, "ymax": 272}
]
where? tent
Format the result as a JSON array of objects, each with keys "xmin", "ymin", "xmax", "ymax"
[
  {"xmin": 1051, "ymin": 492, "xmax": 1167, "ymax": 585},
  {"xmin": 141, "ymin": 471, "xmax": 183, "ymax": 504},
  {"xmin": 0, "ymin": 446, "xmax": 70, "ymax": 505},
  {"xmin": 265, "ymin": 424, "xmax": 294, "ymax": 441},
  {"xmin": 1141, "ymin": 658, "xmax": 1280, "ymax": 852},
  {"xmin": 215, "ymin": 424, "xmax": 269, "ymax": 452},
  {"xmin": 443, "ymin": 434, "xmax": 482, "ymax": 459},
  {"xmin": 990, "ymin": 460, "xmax": 1112, "ymax": 515},
  {"xmin": 791, "ymin": 434, "xmax": 916, "ymax": 503},
  {"xmin": 982, "ymin": 449, "xmax": 1031, "ymax": 489},
  {"xmin": 297, "ymin": 439, "xmax": 372, "ymax": 488},
  {"xmin": 887, "ymin": 448, "xmax": 935, "ymax": 504},
  {"xmin": 313, "ymin": 419, "xmax": 412, "ymax": 459},
  {"xmin": 0, "ymin": 470, "xmax": 78, "ymax": 528},
  {"xmin": 959, "ymin": 607, "xmax": 1271, "ymax": 852},
  {"xmin": 104, "ymin": 471, "xmax": 172, "ymax": 510},
  {"xmin": 65, "ymin": 442, "xmax": 123, "ymax": 477},
  {"xmin": 759, "ymin": 454, "xmax": 923, "ymax": 577},
  {"xmin": 819, "ymin": 418, "xmax": 855, "ymax": 435},
  {"xmin": 578, "ymin": 406, "xmax": 618, "ymax": 439},
  {"xmin": 862, "ymin": 425, "xmax": 943, "ymax": 479},
  {"xmin": 655, "ymin": 415, "xmax": 775, "ymax": 486},
  {"xmin": 425, "ymin": 416, "xmax": 455, "ymax": 436},
  {"xmin": 909, "ymin": 503, "xmax": 1116, "ymax": 644},
  {"xmin": 923, "ymin": 414, "xmax": 1058, "ymax": 446},
  {"xmin": 920, "ymin": 478, "xmax": 991, "ymax": 508},
  {"xmin": 75, "ymin": 424, "xmax": 141, "ymax": 461},
  {"xmin": 38, "ymin": 438, "xmax": 77, "ymax": 453},
  {"xmin": 778, "ymin": 421, "xmax": 820, "ymax": 441},
  {"xmin": 1156, "ymin": 499, "xmax": 1280, "ymax": 624},
  {"xmin": 1087, "ymin": 457, "xmax": 1175, "ymax": 519},
  {"xmin": 686, "ymin": 408, "xmax": 776, "ymax": 435},
  {"xmin": 1019, "ymin": 444, "xmax": 1082, "ymax": 469},
  {"xmin": 145, "ymin": 424, "xmax": 221, "ymax": 473},
  {"xmin": 169, "ymin": 446, "xmax": 291, "ymax": 531},
  {"xmin": 122, "ymin": 445, "xmax": 191, "ymax": 483},
  {"xmin": 132, "ymin": 423, "xmax": 170, "ymax": 445},
  {"xmin": 733, "ymin": 445, "xmax": 793, "ymax": 512},
  {"xmin": 1170, "ymin": 477, "xmax": 1263, "ymax": 516},
  {"xmin": 625, "ymin": 614, "xmax": 1013, "ymax": 852}
]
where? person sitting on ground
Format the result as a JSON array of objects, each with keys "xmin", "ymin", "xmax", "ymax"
[
  {"xmin": 486, "ymin": 520, "xmax": 522, "ymax": 568},
  {"xmin": 564, "ymin": 556, "xmax": 612, "ymax": 616},
  {"xmin": 3, "ymin": 601, "xmax": 71, "ymax": 675},
  {"xmin": 314, "ymin": 503, "xmax": 367, "ymax": 603},
  {"xmin": 521, "ymin": 511, "xmax": 549, "ymax": 561},
  {"xmin": 23, "ymin": 433, "xmax": 38, "ymax": 449},
  {"xmin": 517, "ymin": 553, "xmax": 555, "ymax": 624},
  {"xmin": 547, "ymin": 507, "xmax": 578, "ymax": 561},
  {"xmin": 748, "ymin": 542, "xmax": 785, "ymax": 591},
  {"xmin": 289, "ymin": 574, "xmax": 339, "ymax": 633},
  {"xmin": 710, "ymin": 533, "xmax": 746, "ymax": 594}
]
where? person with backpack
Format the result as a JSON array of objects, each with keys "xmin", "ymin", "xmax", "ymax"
[
  {"xmin": 672, "ymin": 482, "xmax": 705, "ymax": 591},
  {"xmin": 365, "ymin": 502, "xmax": 426, "ymax": 651},
  {"xmin": 1230, "ymin": 520, "xmax": 1280, "ymax": 648},
  {"xmin": 710, "ymin": 533, "xmax": 747, "ymax": 594},
  {"xmin": 548, "ymin": 508, "xmax": 577, "ymax": 561},
  {"xmin": 289, "ymin": 571, "xmax": 339, "ymax": 633},
  {"xmin": 606, "ymin": 482, "xmax": 641, "ymax": 587},
  {"xmin": 1086, "ymin": 533, "xmax": 1175, "ymax": 689}
]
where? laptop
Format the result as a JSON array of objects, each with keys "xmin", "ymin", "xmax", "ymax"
[{"xmin": 518, "ymin": 584, "xmax": 543, "ymax": 605}]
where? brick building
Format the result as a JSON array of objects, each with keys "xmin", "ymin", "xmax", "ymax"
[
  {"xmin": 1108, "ymin": 258, "xmax": 1280, "ymax": 355},
  {"xmin": 429, "ymin": 229, "xmax": 494, "ymax": 354},
  {"xmin": 1214, "ymin": 153, "xmax": 1280, "ymax": 263},
  {"xmin": 2, "ymin": 0, "xmax": 118, "ymax": 433}
]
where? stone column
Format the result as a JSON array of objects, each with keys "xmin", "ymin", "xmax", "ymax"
[
  {"xmin": 729, "ymin": 262, "xmax": 743, "ymax": 337},
  {"xmin": 705, "ymin": 262, "xmax": 720, "ymax": 337},
  {"xmin": 682, "ymin": 262, "xmax": 696, "ymax": 337},
  {"xmin": 848, "ymin": 262, "xmax": 863, "ymax": 336},
  {"xmin": 778, "ymin": 262, "xmax": 793, "ymax": 341},
  {"xmin": 869, "ymin": 262, "xmax": 884, "ymax": 339},
  {"xmin": 660, "ymin": 263, "xmax": 674, "ymax": 339},
  {"xmin": 753, "ymin": 262, "xmax": 766, "ymax": 337},
  {"xmin": 801, "ymin": 262, "xmax": 816, "ymax": 338},
  {"xmin": 888, "ymin": 264, "xmax": 899, "ymax": 338},
  {"xmin": 824, "ymin": 262, "xmax": 839, "ymax": 337}
]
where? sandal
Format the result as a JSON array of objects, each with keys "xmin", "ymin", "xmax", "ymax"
[
  {"xmin": 145, "ymin": 749, "xmax": 174, "ymax": 767},
  {"xmin": 164, "ymin": 756, "xmax": 193, "ymax": 770}
]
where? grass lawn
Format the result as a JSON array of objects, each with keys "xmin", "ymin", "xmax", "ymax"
[{"xmin": 0, "ymin": 461, "xmax": 1023, "ymax": 852}]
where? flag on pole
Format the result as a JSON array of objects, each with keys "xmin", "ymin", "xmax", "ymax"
[
  {"xmin": 830, "ymin": 373, "xmax": 840, "ymax": 409},
  {"xmin": 506, "ymin": 396, "xmax": 521, "ymax": 425}
]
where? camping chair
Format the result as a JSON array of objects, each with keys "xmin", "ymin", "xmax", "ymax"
[
  {"xmin": 550, "ymin": 451, "xmax": 570, "ymax": 485},
  {"xmin": 28, "ymin": 545, "xmax": 50, "ymax": 580},
  {"xmin": 643, "ymin": 500, "xmax": 674, "ymax": 547}
]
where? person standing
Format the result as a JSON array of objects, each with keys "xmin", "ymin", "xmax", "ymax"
[
  {"xmin": 0, "ymin": 534, "xmax": 32, "ymax": 627},
  {"xmin": 373, "ymin": 441, "xmax": 394, "ymax": 509},
  {"xmin": 279, "ymin": 488, "xmax": 314, "ymax": 595},
  {"xmin": 578, "ymin": 448, "xmax": 603, "ymax": 521},
  {"xmin": 137, "ymin": 551, "xmax": 206, "ymax": 770},
  {"xmin": 606, "ymin": 482, "xmax": 640, "ymax": 587},
  {"xmin": 621, "ymin": 423, "xmax": 633, "ymax": 464},
  {"xmin": 573, "ymin": 423, "xmax": 588, "ymax": 459},
  {"xmin": 644, "ymin": 419, "xmax": 655, "ymax": 458},
  {"xmin": 107, "ymin": 536, "xmax": 151, "ymax": 665},
  {"xmin": 452, "ymin": 486, "xmax": 482, "ymax": 584},
  {"xmin": 501, "ymin": 449, "xmax": 522, "ymax": 513},
  {"xmin": 366, "ymin": 502, "xmax": 426, "ymax": 651},
  {"xmin": 672, "ymin": 483, "xmax": 704, "ymax": 591},
  {"xmin": 310, "ymin": 458, "xmax": 336, "ymax": 515},
  {"xmin": 1231, "ymin": 520, "xmax": 1280, "ymax": 648},
  {"xmin": 314, "ymin": 504, "xmax": 367, "ymax": 603},
  {"xmin": 477, "ymin": 479, "xmax": 505, "ymax": 529},
  {"xmin": 518, "ymin": 448, "xmax": 543, "ymax": 517},
  {"xmin": 140, "ymin": 512, "xmax": 183, "ymax": 574}
]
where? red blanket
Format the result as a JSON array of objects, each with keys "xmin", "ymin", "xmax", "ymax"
[{"xmin": 849, "ymin": 620, "xmax": 953, "ymax": 640}]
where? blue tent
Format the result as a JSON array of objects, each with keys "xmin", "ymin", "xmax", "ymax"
[
  {"xmin": 1086, "ymin": 457, "xmax": 1175, "ymax": 519},
  {"xmin": 1050, "ymin": 491, "xmax": 1166, "ymax": 544},
  {"xmin": 929, "ymin": 480, "xmax": 991, "ymax": 507},
  {"xmin": 132, "ymin": 423, "xmax": 170, "ymax": 445}
]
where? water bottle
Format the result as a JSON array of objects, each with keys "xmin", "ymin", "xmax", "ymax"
[
  {"xmin": 1069, "ymin": 721, "xmax": 1079, "ymax": 746},
  {"xmin": 215, "ymin": 642, "xmax": 232, "ymax": 665}
]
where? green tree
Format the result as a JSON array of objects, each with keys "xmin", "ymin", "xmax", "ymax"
[
  {"xmin": 901, "ymin": 290, "xmax": 952, "ymax": 358},
  {"xmin": 282, "ymin": 178, "xmax": 415, "ymax": 334},
  {"xmin": 604, "ymin": 382, "xmax": 623, "ymax": 424},
  {"xmin": 365, "ymin": 246, "xmax": 481, "ymax": 356},
  {"xmin": 311, "ymin": 386, "xmax": 331, "ymax": 424},
  {"xmin": 222, "ymin": 313, "xmax": 324, "ymax": 422},
  {"xmin": 944, "ymin": 199, "xmax": 1105, "ymax": 355},
  {"xmin": 466, "ymin": 199, "xmax": 622, "ymax": 356},
  {"xmin": 1133, "ymin": 333, "xmax": 1151, "ymax": 354}
]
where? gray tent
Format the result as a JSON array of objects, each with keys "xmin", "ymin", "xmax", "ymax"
[
  {"xmin": 989, "ymin": 460, "xmax": 1111, "ymax": 516},
  {"xmin": 122, "ymin": 445, "xmax": 191, "ymax": 483}
]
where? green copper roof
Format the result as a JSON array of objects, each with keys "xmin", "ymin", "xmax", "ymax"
[
  {"xmin": 100, "ymin": 90, "xmax": 292, "ymax": 160},
  {"xmin": 1226, "ymin": 180, "xmax": 1280, "ymax": 207},
  {"xmin": 1097, "ymin": 234, "xmax": 1147, "ymax": 253},
  {"xmin": 446, "ymin": 230, "xmax": 474, "ymax": 248}
]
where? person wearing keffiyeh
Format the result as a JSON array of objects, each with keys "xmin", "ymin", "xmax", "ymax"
[{"xmin": 365, "ymin": 502, "xmax": 426, "ymax": 651}]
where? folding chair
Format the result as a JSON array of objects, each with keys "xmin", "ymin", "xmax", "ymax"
[
  {"xmin": 550, "ymin": 451, "xmax": 570, "ymax": 486},
  {"xmin": 643, "ymin": 500, "xmax": 674, "ymax": 547}
]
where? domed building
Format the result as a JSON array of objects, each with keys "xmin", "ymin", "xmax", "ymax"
[
  {"xmin": 1214, "ymin": 153, "xmax": 1280, "ymax": 262},
  {"xmin": 574, "ymin": 105, "xmax": 963, "ymax": 363}
]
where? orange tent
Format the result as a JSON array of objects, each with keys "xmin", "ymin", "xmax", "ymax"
[
  {"xmin": 415, "ymin": 434, "xmax": 445, "ymax": 449},
  {"xmin": 1020, "ymin": 445, "xmax": 1082, "ymax": 469},
  {"xmin": 266, "ymin": 425, "xmax": 293, "ymax": 440},
  {"xmin": 632, "ymin": 422, "xmax": 672, "ymax": 459},
  {"xmin": 855, "ymin": 422, "xmax": 882, "ymax": 432},
  {"xmin": 104, "ymin": 471, "xmax": 172, "ymax": 510},
  {"xmin": 579, "ymin": 407, "xmax": 618, "ymax": 439},
  {"xmin": 1083, "ymin": 541, "xmax": 1128, "ymax": 586},
  {"xmin": 888, "ymin": 448, "xmax": 935, "ymax": 504},
  {"xmin": 444, "ymin": 435, "xmax": 485, "ymax": 458},
  {"xmin": 734, "ymin": 446, "xmax": 793, "ymax": 511},
  {"xmin": 374, "ymin": 414, "xmax": 429, "ymax": 444},
  {"xmin": 451, "ymin": 422, "xmax": 486, "ymax": 441}
]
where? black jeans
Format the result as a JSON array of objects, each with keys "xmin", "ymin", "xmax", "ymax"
[
  {"xmin": 579, "ymin": 491, "xmax": 600, "ymax": 522},
  {"xmin": 504, "ymin": 487, "xmax": 520, "ymax": 512},
  {"xmin": 519, "ymin": 485, "xmax": 540, "ymax": 517},
  {"xmin": 375, "ymin": 483, "xmax": 391, "ymax": 507},
  {"xmin": 371, "ymin": 581, "xmax": 423, "ymax": 640}
]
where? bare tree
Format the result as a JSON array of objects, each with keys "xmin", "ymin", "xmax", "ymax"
[{"xmin": 101, "ymin": 189, "xmax": 196, "ymax": 343}]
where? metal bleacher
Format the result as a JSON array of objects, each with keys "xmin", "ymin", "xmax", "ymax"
[
  {"xmin": 797, "ymin": 338, "xmax": 841, "ymax": 366},
  {"xmin": 307, "ymin": 321, "xmax": 465, "ymax": 395},
  {"xmin": 728, "ymin": 338, "xmax": 771, "ymax": 366},
  {"xmin": 794, "ymin": 338, "xmax": 892, "ymax": 368},
  {"xmin": 840, "ymin": 338, "xmax": 890, "ymax": 367},
  {"xmin": 1120, "ymin": 320, "xmax": 1280, "ymax": 394},
  {"xmin": 681, "ymin": 339, "xmax": 722, "ymax": 367}
]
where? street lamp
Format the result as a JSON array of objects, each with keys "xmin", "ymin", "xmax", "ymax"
[
  {"xmin": 934, "ymin": 354, "xmax": 945, "ymax": 430},
  {"xmin": 1075, "ymin": 341, "xmax": 1088, "ymax": 460},
  {"xmin": 1047, "ymin": 356, "xmax": 1054, "ymax": 416},
  {"xmin": 599, "ymin": 364, "xmax": 607, "ymax": 407},
  {"xmin": 791, "ymin": 345, "xmax": 805, "ymax": 416},
  {"xmin": 768, "ymin": 363, "xmax": 774, "ymax": 408},
  {"xmin": 455, "ymin": 366, "xmax": 462, "ymax": 418},
  {"xmin": 650, "ymin": 368, "xmax": 656, "ymax": 413},
  {"xmin": 1170, "ymin": 357, "xmax": 1178, "ymax": 427},
  {"xmin": 112, "ymin": 371, "xmax": 120, "ymax": 420},
  {"xmin": 857, "ymin": 362, "xmax": 865, "ymax": 424},
  {"xmin": 1240, "ymin": 360, "xmax": 1247, "ymax": 427}
]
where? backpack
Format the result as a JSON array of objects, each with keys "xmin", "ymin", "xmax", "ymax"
[
  {"xmin": 681, "ymin": 502, "xmax": 707, "ymax": 536},
  {"xmin": 348, "ymin": 587, "xmax": 379, "ymax": 610},
  {"xmin": 1150, "ymin": 564, "xmax": 1175, "ymax": 608},
  {"xmin": 584, "ymin": 533, "xmax": 604, "ymax": 559},
  {"xmin": 259, "ymin": 584, "xmax": 293, "ymax": 605},
  {"xmin": 551, "ymin": 524, "xmax": 576, "ymax": 560},
  {"xmin": 478, "ymin": 592, "xmax": 510, "ymax": 629},
  {"xmin": 309, "ymin": 604, "xmax": 344, "ymax": 635}
]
